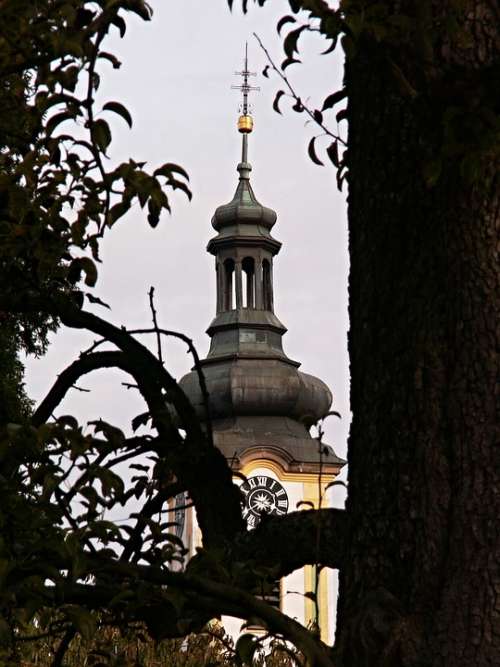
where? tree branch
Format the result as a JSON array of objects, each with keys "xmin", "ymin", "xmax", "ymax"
[
  {"xmin": 148, "ymin": 285, "xmax": 163, "ymax": 365},
  {"xmin": 37, "ymin": 299, "xmax": 245, "ymax": 547},
  {"xmin": 59, "ymin": 304, "xmax": 244, "ymax": 546},
  {"xmin": 50, "ymin": 563, "xmax": 335, "ymax": 667},
  {"xmin": 232, "ymin": 508, "xmax": 347, "ymax": 577},
  {"xmin": 32, "ymin": 351, "xmax": 126, "ymax": 426}
]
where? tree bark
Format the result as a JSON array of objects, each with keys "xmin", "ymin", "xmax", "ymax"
[{"xmin": 337, "ymin": 3, "xmax": 499, "ymax": 666}]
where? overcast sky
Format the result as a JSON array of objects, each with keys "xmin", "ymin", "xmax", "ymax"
[{"xmin": 25, "ymin": 1, "xmax": 349, "ymax": 490}]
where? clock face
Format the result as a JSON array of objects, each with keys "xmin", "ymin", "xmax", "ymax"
[{"xmin": 240, "ymin": 475, "xmax": 289, "ymax": 529}]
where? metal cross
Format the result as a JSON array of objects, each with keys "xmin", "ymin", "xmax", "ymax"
[{"xmin": 231, "ymin": 42, "xmax": 260, "ymax": 115}]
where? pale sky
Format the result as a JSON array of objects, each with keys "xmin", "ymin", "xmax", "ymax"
[{"xmin": 25, "ymin": 1, "xmax": 350, "ymax": 497}]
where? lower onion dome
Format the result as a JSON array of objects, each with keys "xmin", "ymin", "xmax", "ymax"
[{"xmin": 178, "ymin": 358, "xmax": 332, "ymax": 428}]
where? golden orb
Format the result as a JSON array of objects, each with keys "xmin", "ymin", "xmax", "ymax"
[{"xmin": 238, "ymin": 115, "xmax": 253, "ymax": 133}]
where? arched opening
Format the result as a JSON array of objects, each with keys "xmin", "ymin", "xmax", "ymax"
[
  {"xmin": 223, "ymin": 258, "xmax": 235, "ymax": 310},
  {"xmin": 242, "ymin": 257, "xmax": 255, "ymax": 308},
  {"xmin": 262, "ymin": 259, "xmax": 273, "ymax": 311}
]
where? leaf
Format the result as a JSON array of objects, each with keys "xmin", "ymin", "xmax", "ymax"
[
  {"xmin": 103, "ymin": 101, "xmax": 133, "ymax": 128},
  {"xmin": 98, "ymin": 52, "xmax": 122, "ymax": 69},
  {"xmin": 307, "ymin": 136, "xmax": 324, "ymax": 166},
  {"xmin": 154, "ymin": 163, "xmax": 190, "ymax": 181},
  {"xmin": 325, "ymin": 480, "xmax": 348, "ymax": 490},
  {"xmin": 89, "ymin": 420, "xmax": 125, "ymax": 445},
  {"xmin": 325, "ymin": 410, "xmax": 342, "ymax": 419},
  {"xmin": 107, "ymin": 200, "xmax": 131, "ymax": 225},
  {"xmin": 277, "ymin": 15, "xmax": 296, "ymax": 35},
  {"xmin": 45, "ymin": 111, "xmax": 75, "ymax": 136},
  {"xmin": 235, "ymin": 633, "xmax": 258, "ymax": 666},
  {"xmin": 85, "ymin": 293, "xmax": 110, "ymax": 309},
  {"xmin": 129, "ymin": 0, "xmax": 152, "ymax": 21},
  {"xmin": 321, "ymin": 88, "xmax": 347, "ymax": 111},
  {"xmin": 75, "ymin": 8, "xmax": 95, "ymax": 28},
  {"xmin": 313, "ymin": 109, "xmax": 324, "ymax": 125},
  {"xmin": 148, "ymin": 199, "xmax": 161, "ymax": 228},
  {"xmin": 273, "ymin": 90, "xmax": 286, "ymax": 114},
  {"xmin": 262, "ymin": 65, "xmax": 270, "ymax": 78},
  {"xmin": 132, "ymin": 411, "xmax": 151, "ymax": 432},
  {"xmin": 284, "ymin": 25, "xmax": 307, "ymax": 58},
  {"xmin": 57, "ymin": 415, "xmax": 79, "ymax": 429},
  {"xmin": 336, "ymin": 107, "xmax": 348, "ymax": 123},
  {"xmin": 91, "ymin": 119, "xmax": 112, "ymax": 152},
  {"xmin": 292, "ymin": 98, "xmax": 304, "ymax": 113},
  {"xmin": 304, "ymin": 591, "xmax": 317, "ymax": 601},
  {"xmin": 322, "ymin": 36, "xmax": 338, "ymax": 55},
  {"xmin": 296, "ymin": 500, "xmax": 315, "ymax": 510},
  {"xmin": 326, "ymin": 141, "xmax": 339, "ymax": 167},
  {"xmin": 70, "ymin": 257, "xmax": 98, "ymax": 287},
  {"xmin": 336, "ymin": 166, "xmax": 347, "ymax": 191},
  {"xmin": 111, "ymin": 14, "xmax": 127, "ymax": 37},
  {"xmin": 168, "ymin": 178, "xmax": 192, "ymax": 201},
  {"xmin": 129, "ymin": 463, "xmax": 149, "ymax": 472},
  {"xmin": 281, "ymin": 57, "xmax": 301, "ymax": 70}
]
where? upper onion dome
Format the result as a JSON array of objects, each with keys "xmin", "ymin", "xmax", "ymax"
[{"xmin": 211, "ymin": 160, "xmax": 277, "ymax": 232}]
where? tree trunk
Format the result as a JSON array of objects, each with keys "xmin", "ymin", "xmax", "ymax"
[{"xmin": 336, "ymin": 3, "xmax": 499, "ymax": 666}]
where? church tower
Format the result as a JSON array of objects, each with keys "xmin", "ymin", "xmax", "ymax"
[{"xmin": 177, "ymin": 49, "xmax": 344, "ymax": 641}]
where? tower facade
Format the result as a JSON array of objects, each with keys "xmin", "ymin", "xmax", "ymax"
[{"xmin": 177, "ymin": 55, "xmax": 344, "ymax": 641}]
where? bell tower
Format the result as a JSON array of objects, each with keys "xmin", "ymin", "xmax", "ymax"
[{"xmin": 177, "ymin": 48, "xmax": 344, "ymax": 641}]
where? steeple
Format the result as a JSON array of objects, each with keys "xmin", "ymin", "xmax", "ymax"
[
  {"xmin": 178, "ymin": 48, "xmax": 343, "ymax": 474},
  {"xmin": 206, "ymin": 47, "xmax": 286, "ymax": 361}
]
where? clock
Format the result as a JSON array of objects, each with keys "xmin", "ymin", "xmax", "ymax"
[{"xmin": 240, "ymin": 475, "xmax": 289, "ymax": 529}]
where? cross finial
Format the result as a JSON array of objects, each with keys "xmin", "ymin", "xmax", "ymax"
[{"xmin": 231, "ymin": 42, "xmax": 260, "ymax": 117}]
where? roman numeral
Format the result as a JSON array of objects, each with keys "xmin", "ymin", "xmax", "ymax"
[
  {"xmin": 257, "ymin": 476, "xmax": 267, "ymax": 487},
  {"xmin": 248, "ymin": 478, "xmax": 257, "ymax": 489},
  {"xmin": 278, "ymin": 499, "xmax": 287, "ymax": 508},
  {"xmin": 276, "ymin": 488, "xmax": 286, "ymax": 497}
]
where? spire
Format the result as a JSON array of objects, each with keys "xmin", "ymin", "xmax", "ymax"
[{"xmin": 231, "ymin": 43, "xmax": 259, "ymax": 166}]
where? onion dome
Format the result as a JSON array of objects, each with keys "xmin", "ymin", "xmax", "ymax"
[
  {"xmin": 211, "ymin": 159, "xmax": 277, "ymax": 233},
  {"xmin": 179, "ymin": 361, "xmax": 332, "ymax": 428}
]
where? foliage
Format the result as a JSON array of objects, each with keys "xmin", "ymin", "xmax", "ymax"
[
  {"xmin": 0, "ymin": 3, "xmax": 339, "ymax": 667},
  {"xmin": 243, "ymin": 0, "xmax": 499, "ymax": 188},
  {"xmin": 16, "ymin": 623, "xmax": 299, "ymax": 667},
  {"xmin": 0, "ymin": 0, "xmax": 190, "ymax": 358}
]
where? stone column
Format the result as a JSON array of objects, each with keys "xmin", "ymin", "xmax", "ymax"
[
  {"xmin": 268, "ymin": 260, "xmax": 274, "ymax": 312},
  {"xmin": 216, "ymin": 262, "xmax": 222, "ymax": 313},
  {"xmin": 255, "ymin": 259, "xmax": 263, "ymax": 310},
  {"xmin": 235, "ymin": 261, "xmax": 243, "ymax": 309}
]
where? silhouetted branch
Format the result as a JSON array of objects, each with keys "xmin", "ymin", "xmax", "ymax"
[
  {"xmin": 148, "ymin": 285, "xmax": 164, "ymax": 365},
  {"xmin": 254, "ymin": 32, "xmax": 346, "ymax": 147}
]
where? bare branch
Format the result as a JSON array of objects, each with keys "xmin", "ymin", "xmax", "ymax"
[
  {"xmin": 128, "ymin": 326, "xmax": 214, "ymax": 448},
  {"xmin": 33, "ymin": 351, "xmax": 127, "ymax": 426},
  {"xmin": 254, "ymin": 32, "xmax": 346, "ymax": 147},
  {"xmin": 148, "ymin": 285, "xmax": 164, "ymax": 365}
]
